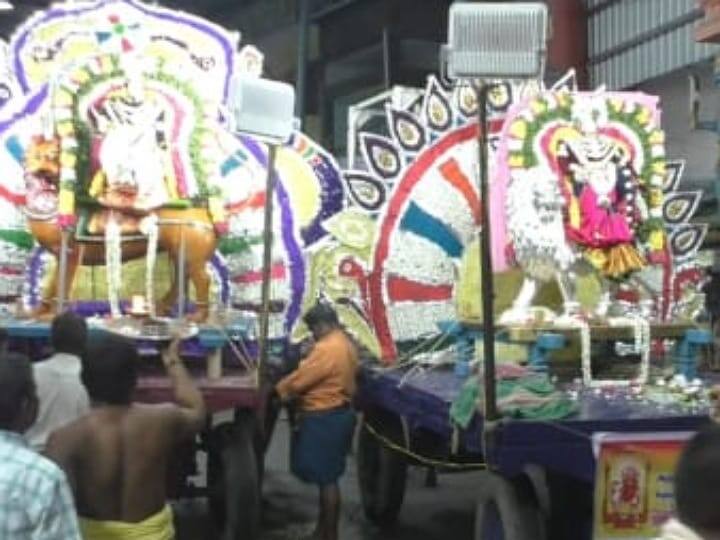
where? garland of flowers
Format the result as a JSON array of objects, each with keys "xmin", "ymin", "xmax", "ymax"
[
  {"xmin": 149, "ymin": 69, "xmax": 215, "ymax": 198},
  {"xmin": 149, "ymin": 67, "xmax": 227, "ymax": 233},
  {"xmin": 608, "ymin": 316, "xmax": 651, "ymax": 385},
  {"xmin": 24, "ymin": 247, "xmax": 48, "ymax": 308},
  {"xmin": 105, "ymin": 213, "xmax": 122, "ymax": 318},
  {"xmin": 605, "ymin": 99, "xmax": 666, "ymax": 249},
  {"xmin": 507, "ymin": 91, "xmax": 573, "ymax": 170},
  {"xmin": 571, "ymin": 316, "xmax": 651, "ymax": 387},
  {"xmin": 52, "ymin": 54, "xmax": 227, "ymax": 231},
  {"xmin": 506, "ymin": 92, "xmax": 667, "ymax": 260},
  {"xmin": 569, "ymin": 318, "xmax": 592, "ymax": 386},
  {"xmin": 141, "ymin": 215, "xmax": 159, "ymax": 317}
]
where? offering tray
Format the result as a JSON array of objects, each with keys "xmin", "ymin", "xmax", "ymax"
[{"xmin": 98, "ymin": 316, "xmax": 199, "ymax": 341}]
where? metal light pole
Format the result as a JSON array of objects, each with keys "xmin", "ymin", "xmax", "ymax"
[
  {"xmin": 443, "ymin": 2, "xmax": 549, "ymax": 425},
  {"xmin": 476, "ymin": 83, "xmax": 498, "ymax": 421},
  {"xmin": 227, "ymin": 74, "xmax": 296, "ymax": 373},
  {"xmin": 257, "ymin": 144, "xmax": 277, "ymax": 373}
]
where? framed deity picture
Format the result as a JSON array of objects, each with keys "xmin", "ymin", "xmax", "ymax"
[{"xmin": 593, "ymin": 432, "xmax": 694, "ymax": 539}]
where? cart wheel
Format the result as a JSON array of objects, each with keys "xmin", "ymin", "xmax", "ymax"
[
  {"xmin": 357, "ymin": 419, "xmax": 407, "ymax": 527},
  {"xmin": 474, "ymin": 472, "xmax": 545, "ymax": 540},
  {"xmin": 208, "ymin": 415, "xmax": 261, "ymax": 540}
]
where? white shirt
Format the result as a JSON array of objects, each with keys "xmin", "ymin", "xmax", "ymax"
[
  {"xmin": 656, "ymin": 519, "xmax": 705, "ymax": 540},
  {"xmin": 25, "ymin": 353, "xmax": 89, "ymax": 452}
]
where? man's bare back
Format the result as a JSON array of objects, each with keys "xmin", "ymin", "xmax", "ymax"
[{"xmin": 46, "ymin": 336, "xmax": 205, "ymax": 524}]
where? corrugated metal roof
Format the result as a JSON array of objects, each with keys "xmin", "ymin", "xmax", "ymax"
[
  {"xmin": 589, "ymin": 0, "xmax": 695, "ymax": 58},
  {"xmin": 587, "ymin": 0, "xmax": 720, "ymax": 88},
  {"xmin": 591, "ymin": 23, "xmax": 718, "ymax": 88}
]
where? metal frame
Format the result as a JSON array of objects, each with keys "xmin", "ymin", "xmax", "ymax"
[
  {"xmin": 257, "ymin": 144, "xmax": 278, "ymax": 374},
  {"xmin": 54, "ymin": 217, "xmax": 210, "ymax": 317},
  {"xmin": 346, "ymin": 86, "xmax": 423, "ymax": 169}
]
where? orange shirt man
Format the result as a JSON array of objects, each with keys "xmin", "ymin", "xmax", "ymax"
[{"xmin": 276, "ymin": 303, "xmax": 358, "ymax": 540}]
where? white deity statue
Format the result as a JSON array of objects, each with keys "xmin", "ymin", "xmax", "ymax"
[{"xmin": 90, "ymin": 64, "xmax": 173, "ymax": 212}]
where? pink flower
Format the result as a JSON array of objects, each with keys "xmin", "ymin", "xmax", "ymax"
[
  {"xmin": 58, "ymin": 214, "xmax": 76, "ymax": 230},
  {"xmin": 214, "ymin": 222, "xmax": 229, "ymax": 236}
]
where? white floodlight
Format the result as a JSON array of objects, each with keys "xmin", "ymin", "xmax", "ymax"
[
  {"xmin": 0, "ymin": 1, "xmax": 13, "ymax": 11},
  {"xmin": 442, "ymin": 2, "xmax": 549, "ymax": 424},
  {"xmin": 445, "ymin": 2, "xmax": 548, "ymax": 80},
  {"xmin": 227, "ymin": 75, "xmax": 296, "ymax": 144}
]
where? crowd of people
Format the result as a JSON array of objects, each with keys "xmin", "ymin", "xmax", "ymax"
[
  {"xmin": 0, "ymin": 303, "xmax": 358, "ymax": 540},
  {"xmin": 0, "ymin": 311, "xmax": 208, "ymax": 539}
]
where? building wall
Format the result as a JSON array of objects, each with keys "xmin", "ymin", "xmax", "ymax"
[
  {"xmin": 547, "ymin": 0, "xmax": 589, "ymax": 86},
  {"xmin": 587, "ymin": 0, "xmax": 719, "ymax": 89},
  {"xmin": 637, "ymin": 61, "xmax": 719, "ymax": 191}
]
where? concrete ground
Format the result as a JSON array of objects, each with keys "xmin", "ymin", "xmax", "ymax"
[{"xmin": 174, "ymin": 416, "xmax": 479, "ymax": 539}]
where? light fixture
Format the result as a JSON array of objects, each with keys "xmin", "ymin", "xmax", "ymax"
[
  {"xmin": 445, "ymin": 2, "xmax": 548, "ymax": 79},
  {"xmin": 0, "ymin": 1, "xmax": 13, "ymax": 11}
]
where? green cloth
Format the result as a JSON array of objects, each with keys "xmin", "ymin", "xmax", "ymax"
[
  {"xmin": 498, "ymin": 374, "xmax": 556, "ymax": 397},
  {"xmin": 449, "ymin": 374, "xmax": 578, "ymax": 428},
  {"xmin": 449, "ymin": 378, "xmax": 480, "ymax": 429}
]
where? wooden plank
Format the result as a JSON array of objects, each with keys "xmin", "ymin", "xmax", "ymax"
[{"xmin": 135, "ymin": 372, "xmax": 260, "ymax": 412}]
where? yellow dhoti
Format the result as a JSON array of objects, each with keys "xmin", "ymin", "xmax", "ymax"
[{"xmin": 79, "ymin": 505, "xmax": 175, "ymax": 540}]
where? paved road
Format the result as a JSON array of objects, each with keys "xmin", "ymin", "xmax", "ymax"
[{"xmin": 175, "ymin": 416, "xmax": 479, "ymax": 539}]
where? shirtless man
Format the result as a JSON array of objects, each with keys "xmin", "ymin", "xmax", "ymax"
[{"xmin": 45, "ymin": 334, "xmax": 205, "ymax": 539}]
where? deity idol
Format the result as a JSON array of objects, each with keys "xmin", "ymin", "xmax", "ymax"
[
  {"xmin": 557, "ymin": 98, "xmax": 646, "ymax": 278},
  {"xmin": 88, "ymin": 61, "xmax": 174, "ymax": 217}
]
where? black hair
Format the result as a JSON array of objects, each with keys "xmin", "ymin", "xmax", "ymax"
[
  {"xmin": 81, "ymin": 333, "xmax": 138, "ymax": 405},
  {"xmin": 51, "ymin": 311, "xmax": 88, "ymax": 356},
  {"xmin": 0, "ymin": 353, "xmax": 34, "ymax": 430},
  {"xmin": 303, "ymin": 302, "xmax": 339, "ymax": 329},
  {"xmin": 675, "ymin": 425, "xmax": 720, "ymax": 533}
]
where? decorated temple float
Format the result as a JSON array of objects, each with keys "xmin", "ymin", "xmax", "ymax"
[
  {"xmin": 337, "ymin": 73, "xmax": 717, "ymax": 539},
  {"xmin": 0, "ymin": 1, "xmax": 348, "ymax": 538}
]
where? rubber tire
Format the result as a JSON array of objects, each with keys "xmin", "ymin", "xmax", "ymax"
[
  {"xmin": 474, "ymin": 471, "xmax": 546, "ymax": 540},
  {"xmin": 357, "ymin": 420, "xmax": 408, "ymax": 527},
  {"xmin": 207, "ymin": 417, "xmax": 261, "ymax": 540}
]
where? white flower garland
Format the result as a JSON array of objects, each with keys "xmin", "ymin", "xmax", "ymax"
[
  {"xmin": 607, "ymin": 316, "xmax": 650, "ymax": 385},
  {"xmin": 558, "ymin": 318, "xmax": 592, "ymax": 386},
  {"xmin": 105, "ymin": 213, "xmax": 122, "ymax": 318},
  {"xmin": 141, "ymin": 215, "xmax": 159, "ymax": 318},
  {"xmin": 552, "ymin": 313, "xmax": 651, "ymax": 388},
  {"xmin": 551, "ymin": 312, "xmax": 592, "ymax": 384},
  {"xmin": 568, "ymin": 316, "xmax": 651, "ymax": 388}
]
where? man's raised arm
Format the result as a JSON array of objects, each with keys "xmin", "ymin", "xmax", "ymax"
[{"xmin": 162, "ymin": 338, "xmax": 206, "ymax": 437}]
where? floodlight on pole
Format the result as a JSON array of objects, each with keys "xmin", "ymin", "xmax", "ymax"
[
  {"xmin": 227, "ymin": 75, "xmax": 296, "ymax": 377},
  {"xmin": 446, "ymin": 3, "xmax": 548, "ymax": 80},
  {"xmin": 441, "ymin": 2, "xmax": 548, "ymax": 425}
]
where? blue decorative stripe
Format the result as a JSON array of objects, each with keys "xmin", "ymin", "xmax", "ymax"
[
  {"xmin": 399, "ymin": 201, "xmax": 463, "ymax": 258},
  {"xmin": 220, "ymin": 149, "xmax": 250, "ymax": 177},
  {"xmin": 5, "ymin": 136, "xmax": 24, "ymax": 163},
  {"xmin": 95, "ymin": 31, "xmax": 112, "ymax": 43}
]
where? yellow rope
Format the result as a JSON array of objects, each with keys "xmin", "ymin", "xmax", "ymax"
[{"xmin": 362, "ymin": 420, "xmax": 487, "ymax": 471}]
